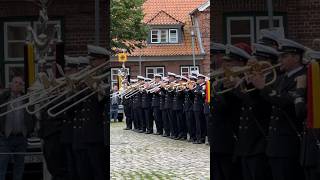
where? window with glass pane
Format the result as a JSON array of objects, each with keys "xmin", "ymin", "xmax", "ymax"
[
  {"xmin": 151, "ymin": 30, "xmax": 160, "ymax": 43},
  {"xmin": 227, "ymin": 17, "xmax": 253, "ymax": 45},
  {"xmin": 181, "ymin": 66, "xmax": 199, "ymax": 76},
  {"xmin": 160, "ymin": 30, "xmax": 168, "ymax": 43},
  {"xmin": 169, "ymin": 29, "xmax": 178, "ymax": 43},
  {"xmin": 4, "ymin": 22, "xmax": 30, "ymax": 61},
  {"xmin": 256, "ymin": 16, "xmax": 283, "ymax": 41},
  {"xmin": 146, "ymin": 67, "xmax": 164, "ymax": 78}
]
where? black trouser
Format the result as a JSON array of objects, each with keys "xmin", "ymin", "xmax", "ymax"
[
  {"xmin": 73, "ymin": 144, "xmax": 107, "ymax": 180},
  {"xmin": 212, "ymin": 152, "xmax": 242, "ymax": 180},
  {"xmin": 269, "ymin": 157, "xmax": 304, "ymax": 180},
  {"xmin": 241, "ymin": 154, "xmax": 272, "ymax": 180},
  {"xmin": 133, "ymin": 108, "xmax": 139, "ymax": 130},
  {"xmin": 124, "ymin": 105, "xmax": 132, "ymax": 129},
  {"xmin": 167, "ymin": 109, "xmax": 177, "ymax": 137},
  {"xmin": 305, "ymin": 166, "xmax": 320, "ymax": 180},
  {"xmin": 162, "ymin": 109, "xmax": 170, "ymax": 136},
  {"xmin": 138, "ymin": 107, "xmax": 145, "ymax": 131},
  {"xmin": 194, "ymin": 110, "xmax": 205, "ymax": 141},
  {"xmin": 144, "ymin": 108, "xmax": 153, "ymax": 132},
  {"xmin": 176, "ymin": 109, "xmax": 186, "ymax": 138},
  {"xmin": 185, "ymin": 111, "xmax": 196, "ymax": 140},
  {"xmin": 153, "ymin": 107, "xmax": 162, "ymax": 134},
  {"xmin": 43, "ymin": 133, "xmax": 69, "ymax": 180}
]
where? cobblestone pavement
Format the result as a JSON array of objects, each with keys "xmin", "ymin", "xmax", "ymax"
[{"xmin": 110, "ymin": 121, "xmax": 210, "ymax": 180}]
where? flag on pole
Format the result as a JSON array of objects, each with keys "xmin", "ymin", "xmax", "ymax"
[{"xmin": 307, "ymin": 62, "xmax": 320, "ymax": 129}]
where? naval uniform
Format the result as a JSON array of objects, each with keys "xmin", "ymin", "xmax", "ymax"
[
  {"xmin": 193, "ymin": 83, "xmax": 206, "ymax": 143},
  {"xmin": 233, "ymin": 87, "xmax": 272, "ymax": 180},
  {"xmin": 142, "ymin": 91, "xmax": 153, "ymax": 133},
  {"xmin": 72, "ymin": 90, "xmax": 107, "ymax": 180},
  {"xmin": 173, "ymin": 90, "xmax": 186, "ymax": 140},
  {"xmin": 160, "ymin": 88, "xmax": 169, "ymax": 136},
  {"xmin": 164, "ymin": 88, "xmax": 176, "ymax": 138},
  {"xmin": 260, "ymin": 66, "xmax": 306, "ymax": 180},
  {"xmin": 184, "ymin": 89, "xmax": 196, "ymax": 142},
  {"xmin": 211, "ymin": 90, "xmax": 242, "ymax": 180},
  {"xmin": 152, "ymin": 89, "xmax": 163, "ymax": 135},
  {"xmin": 123, "ymin": 96, "xmax": 133, "ymax": 129}
]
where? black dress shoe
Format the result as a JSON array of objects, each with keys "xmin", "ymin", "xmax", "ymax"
[
  {"xmin": 162, "ymin": 134, "xmax": 168, "ymax": 137},
  {"xmin": 174, "ymin": 136, "xmax": 180, "ymax": 140},
  {"xmin": 155, "ymin": 132, "xmax": 161, "ymax": 135},
  {"xmin": 193, "ymin": 140, "xmax": 202, "ymax": 144},
  {"xmin": 179, "ymin": 137, "xmax": 187, "ymax": 141},
  {"xmin": 145, "ymin": 131, "xmax": 152, "ymax": 134},
  {"xmin": 139, "ymin": 130, "xmax": 145, "ymax": 133},
  {"xmin": 123, "ymin": 128, "xmax": 130, "ymax": 130}
]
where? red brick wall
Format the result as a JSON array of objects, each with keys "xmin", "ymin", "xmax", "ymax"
[
  {"xmin": 194, "ymin": 7, "xmax": 210, "ymax": 76},
  {"xmin": 0, "ymin": 0, "xmax": 108, "ymax": 56},
  {"xmin": 212, "ymin": 0, "xmax": 320, "ymax": 48}
]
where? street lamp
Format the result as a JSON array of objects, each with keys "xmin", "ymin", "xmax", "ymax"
[{"xmin": 191, "ymin": 29, "xmax": 196, "ymax": 69}]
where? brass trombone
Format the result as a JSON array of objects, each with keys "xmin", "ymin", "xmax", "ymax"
[{"xmin": 212, "ymin": 61, "xmax": 280, "ymax": 94}]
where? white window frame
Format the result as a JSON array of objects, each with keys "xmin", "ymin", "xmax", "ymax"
[
  {"xmin": 111, "ymin": 67, "xmax": 130, "ymax": 88},
  {"xmin": 160, "ymin": 29, "xmax": 168, "ymax": 43},
  {"xmin": 180, "ymin": 66, "xmax": 199, "ymax": 76},
  {"xmin": 4, "ymin": 22, "xmax": 31, "ymax": 62},
  {"xmin": 226, "ymin": 17, "xmax": 254, "ymax": 45},
  {"xmin": 33, "ymin": 20, "xmax": 62, "ymax": 61},
  {"xmin": 169, "ymin": 29, "xmax": 178, "ymax": 43},
  {"xmin": 4, "ymin": 64, "xmax": 24, "ymax": 88},
  {"xmin": 151, "ymin": 30, "xmax": 160, "ymax": 43},
  {"xmin": 145, "ymin": 67, "xmax": 164, "ymax": 78},
  {"xmin": 256, "ymin": 16, "xmax": 284, "ymax": 41}
]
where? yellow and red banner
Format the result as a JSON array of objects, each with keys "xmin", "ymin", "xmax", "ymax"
[
  {"xmin": 307, "ymin": 62, "xmax": 320, "ymax": 128},
  {"xmin": 205, "ymin": 80, "xmax": 210, "ymax": 103}
]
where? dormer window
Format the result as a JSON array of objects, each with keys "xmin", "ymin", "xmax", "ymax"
[{"xmin": 150, "ymin": 28, "xmax": 178, "ymax": 44}]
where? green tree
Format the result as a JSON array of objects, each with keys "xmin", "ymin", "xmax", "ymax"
[{"xmin": 111, "ymin": 0, "xmax": 148, "ymax": 53}]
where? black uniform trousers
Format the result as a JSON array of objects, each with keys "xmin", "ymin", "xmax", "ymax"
[
  {"xmin": 212, "ymin": 152, "xmax": 241, "ymax": 180},
  {"xmin": 124, "ymin": 104, "xmax": 132, "ymax": 129},
  {"xmin": 269, "ymin": 157, "xmax": 304, "ymax": 180},
  {"xmin": 167, "ymin": 109, "xmax": 177, "ymax": 137},
  {"xmin": 241, "ymin": 154, "xmax": 271, "ymax": 180},
  {"xmin": 194, "ymin": 110, "xmax": 205, "ymax": 142},
  {"xmin": 43, "ymin": 133, "xmax": 69, "ymax": 180},
  {"xmin": 176, "ymin": 110, "xmax": 186, "ymax": 138},
  {"xmin": 138, "ymin": 107, "xmax": 145, "ymax": 131},
  {"xmin": 144, "ymin": 107, "xmax": 153, "ymax": 133},
  {"xmin": 73, "ymin": 144, "xmax": 107, "ymax": 180},
  {"xmin": 162, "ymin": 109, "xmax": 170, "ymax": 136},
  {"xmin": 133, "ymin": 108, "xmax": 139, "ymax": 130},
  {"xmin": 185, "ymin": 111, "xmax": 196, "ymax": 141},
  {"xmin": 153, "ymin": 107, "xmax": 162, "ymax": 134}
]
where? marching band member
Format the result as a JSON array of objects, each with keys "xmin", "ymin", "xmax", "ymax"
[
  {"xmin": 134, "ymin": 76, "xmax": 145, "ymax": 133},
  {"xmin": 193, "ymin": 73, "xmax": 207, "ymax": 144},
  {"xmin": 142, "ymin": 78, "xmax": 153, "ymax": 134},
  {"xmin": 211, "ymin": 44, "xmax": 250, "ymax": 180},
  {"xmin": 71, "ymin": 44, "xmax": 108, "ymax": 180},
  {"xmin": 151, "ymin": 74, "xmax": 163, "ymax": 135},
  {"xmin": 251, "ymin": 38, "xmax": 307, "ymax": 180},
  {"xmin": 185, "ymin": 75, "xmax": 197, "ymax": 143},
  {"xmin": 160, "ymin": 77, "xmax": 170, "ymax": 137},
  {"xmin": 173, "ymin": 75, "xmax": 187, "ymax": 140},
  {"xmin": 165, "ymin": 72, "xmax": 177, "ymax": 139},
  {"xmin": 123, "ymin": 78, "xmax": 133, "ymax": 130},
  {"xmin": 233, "ymin": 43, "xmax": 279, "ymax": 180}
]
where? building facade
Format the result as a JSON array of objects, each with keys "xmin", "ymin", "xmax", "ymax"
[
  {"xmin": 0, "ymin": 0, "xmax": 108, "ymax": 88},
  {"xmin": 212, "ymin": 0, "xmax": 320, "ymax": 49},
  {"xmin": 110, "ymin": 0, "xmax": 210, "ymax": 86}
]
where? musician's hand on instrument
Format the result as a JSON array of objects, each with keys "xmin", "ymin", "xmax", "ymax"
[{"xmin": 250, "ymin": 72, "xmax": 265, "ymax": 89}]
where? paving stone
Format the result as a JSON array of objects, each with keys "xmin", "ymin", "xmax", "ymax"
[{"xmin": 110, "ymin": 122, "xmax": 210, "ymax": 179}]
